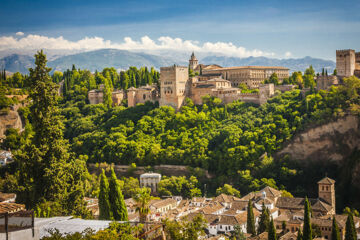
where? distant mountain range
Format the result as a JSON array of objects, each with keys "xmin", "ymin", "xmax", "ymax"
[
  {"xmin": 0, "ymin": 49, "xmax": 335, "ymax": 74},
  {"xmin": 200, "ymin": 56, "xmax": 336, "ymax": 73}
]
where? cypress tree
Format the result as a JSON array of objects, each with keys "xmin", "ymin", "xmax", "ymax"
[
  {"xmin": 297, "ymin": 228, "xmax": 303, "ymax": 240},
  {"xmin": 331, "ymin": 217, "xmax": 341, "ymax": 240},
  {"xmin": 103, "ymin": 78, "xmax": 113, "ymax": 108},
  {"xmin": 268, "ymin": 218, "xmax": 277, "ymax": 240},
  {"xmin": 247, "ymin": 200, "xmax": 256, "ymax": 236},
  {"xmin": 258, "ymin": 203, "xmax": 270, "ymax": 234},
  {"xmin": 108, "ymin": 168, "xmax": 128, "ymax": 221},
  {"xmin": 303, "ymin": 197, "xmax": 312, "ymax": 240},
  {"xmin": 15, "ymin": 50, "xmax": 88, "ymax": 215},
  {"xmin": 98, "ymin": 169, "xmax": 112, "ymax": 220},
  {"xmin": 345, "ymin": 213, "xmax": 356, "ymax": 240}
]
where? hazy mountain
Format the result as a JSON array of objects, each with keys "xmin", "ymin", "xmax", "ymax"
[
  {"xmin": 0, "ymin": 49, "xmax": 335, "ymax": 74},
  {"xmin": 48, "ymin": 49, "xmax": 187, "ymax": 72},
  {"xmin": 200, "ymin": 55, "xmax": 336, "ymax": 73},
  {"xmin": 0, "ymin": 54, "xmax": 35, "ymax": 74}
]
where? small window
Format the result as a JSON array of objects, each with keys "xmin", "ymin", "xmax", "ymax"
[
  {"xmin": 326, "ymin": 186, "xmax": 329, "ymax": 191},
  {"xmin": 143, "ymin": 94, "xmax": 146, "ymax": 100}
]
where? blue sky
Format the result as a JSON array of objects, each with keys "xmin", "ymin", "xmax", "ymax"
[{"xmin": 1, "ymin": 0, "xmax": 360, "ymax": 60}]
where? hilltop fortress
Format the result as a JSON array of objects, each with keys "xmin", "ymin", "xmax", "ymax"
[
  {"xmin": 127, "ymin": 53, "xmax": 290, "ymax": 109},
  {"xmin": 89, "ymin": 49, "xmax": 360, "ymax": 109}
]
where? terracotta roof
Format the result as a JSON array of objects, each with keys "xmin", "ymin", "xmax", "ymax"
[
  {"xmin": 214, "ymin": 194, "xmax": 241, "ymax": 204},
  {"xmin": 198, "ymin": 202, "xmax": 225, "ymax": 214},
  {"xmin": 191, "ymin": 197, "xmax": 206, "ymax": 203},
  {"xmin": 279, "ymin": 231, "xmax": 298, "ymax": 240},
  {"xmin": 317, "ymin": 177, "xmax": 335, "ymax": 184},
  {"xmin": 276, "ymin": 197, "xmax": 332, "ymax": 213},
  {"xmin": 241, "ymin": 186, "xmax": 281, "ymax": 202},
  {"xmin": 256, "ymin": 197, "xmax": 274, "ymax": 205},
  {"xmin": 248, "ymin": 231, "xmax": 268, "ymax": 240},
  {"xmin": 0, "ymin": 192, "xmax": 16, "ymax": 202},
  {"xmin": 150, "ymin": 198, "xmax": 177, "ymax": 209},
  {"xmin": 0, "ymin": 202, "xmax": 25, "ymax": 214}
]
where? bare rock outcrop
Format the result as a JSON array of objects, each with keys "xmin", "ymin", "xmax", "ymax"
[{"xmin": 276, "ymin": 115, "xmax": 360, "ymax": 163}]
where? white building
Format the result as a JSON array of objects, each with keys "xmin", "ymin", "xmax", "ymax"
[{"xmin": 139, "ymin": 172, "xmax": 161, "ymax": 193}]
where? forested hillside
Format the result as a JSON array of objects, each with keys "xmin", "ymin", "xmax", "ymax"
[
  {"xmin": 1, "ymin": 59, "xmax": 360, "ymax": 212},
  {"xmin": 55, "ymin": 73, "xmax": 360, "ymax": 210}
]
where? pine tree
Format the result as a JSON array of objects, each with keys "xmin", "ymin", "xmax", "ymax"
[
  {"xmin": 258, "ymin": 203, "xmax": 270, "ymax": 234},
  {"xmin": 303, "ymin": 197, "xmax": 313, "ymax": 240},
  {"xmin": 268, "ymin": 218, "xmax": 277, "ymax": 240},
  {"xmin": 322, "ymin": 68, "xmax": 325, "ymax": 76},
  {"xmin": 15, "ymin": 50, "xmax": 88, "ymax": 215},
  {"xmin": 331, "ymin": 217, "xmax": 340, "ymax": 240},
  {"xmin": 297, "ymin": 229, "xmax": 303, "ymax": 240},
  {"xmin": 345, "ymin": 213, "xmax": 356, "ymax": 240},
  {"xmin": 108, "ymin": 168, "xmax": 128, "ymax": 221},
  {"xmin": 99, "ymin": 169, "xmax": 112, "ymax": 220},
  {"xmin": 247, "ymin": 200, "xmax": 256, "ymax": 236}
]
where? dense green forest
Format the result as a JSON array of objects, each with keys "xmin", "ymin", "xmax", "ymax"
[{"xmin": 1, "ymin": 57, "xmax": 360, "ymax": 213}]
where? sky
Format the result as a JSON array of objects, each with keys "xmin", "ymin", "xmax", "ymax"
[{"xmin": 1, "ymin": 0, "xmax": 360, "ymax": 60}]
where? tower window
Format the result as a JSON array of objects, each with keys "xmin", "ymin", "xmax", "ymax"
[{"xmin": 326, "ymin": 186, "xmax": 328, "ymax": 191}]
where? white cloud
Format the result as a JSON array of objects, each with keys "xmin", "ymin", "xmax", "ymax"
[
  {"xmin": 0, "ymin": 34, "xmax": 276, "ymax": 58},
  {"xmin": 284, "ymin": 51, "xmax": 292, "ymax": 58},
  {"xmin": 15, "ymin": 32, "xmax": 24, "ymax": 36}
]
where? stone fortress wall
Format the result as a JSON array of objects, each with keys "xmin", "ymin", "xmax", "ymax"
[{"xmin": 87, "ymin": 53, "xmax": 286, "ymax": 109}]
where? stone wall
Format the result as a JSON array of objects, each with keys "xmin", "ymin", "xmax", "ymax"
[
  {"xmin": 276, "ymin": 115, "xmax": 360, "ymax": 163},
  {"xmin": 0, "ymin": 104, "xmax": 24, "ymax": 140},
  {"xmin": 316, "ymin": 75, "xmax": 339, "ymax": 90}
]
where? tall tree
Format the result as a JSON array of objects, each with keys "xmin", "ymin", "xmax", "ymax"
[
  {"xmin": 15, "ymin": 50, "xmax": 87, "ymax": 215},
  {"xmin": 345, "ymin": 213, "xmax": 356, "ymax": 240},
  {"xmin": 303, "ymin": 197, "xmax": 312, "ymax": 240},
  {"xmin": 108, "ymin": 168, "xmax": 128, "ymax": 221},
  {"xmin": 268, "ymin": 218, "xmax": 277, "ymax": 240},
  {"xmin": 258, "ymin": 203, "xmax": 270, "ymax": 234},
  {"xmin": 98, "ymin": 169, "xmax": 112, "ymax": 220},
  {"xmin": 297, "ymin": 228, "xmax": 303, "ymax": 240},
  {"xmin": 247, "ymin": 200, "xmax": 256, "ymax": 236},
  {"xmin": 331, "ymin": 217, "xmax": 341, "ymax": 240},
  {"xmin": 103, "ymin": 78, "xmax": 113, "ymax": 108},
  {"xmin": 134, "ymin": 187, "xmax": 152, "ymax": 223}
]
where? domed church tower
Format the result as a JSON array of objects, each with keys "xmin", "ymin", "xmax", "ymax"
[{"xmin": 189, "ymin": 52, "xmax": 198, "ymax": 71}]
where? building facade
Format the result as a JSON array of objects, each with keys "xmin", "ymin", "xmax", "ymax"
[
  {"xmin": 159, "ymin": 65, "xmax": 189, "ymax": 110},
  {"xmin": 336, "ymin": 49, "xmax": 360, "ymax": 78},
  {"xmin": 139, "ymin": 172, "xmax": 162, "ymax": 193},
  {"xmin": 202, "ymin": 66, "xmax": 289, "ymax": 89},
  {"xmin": 127, "ymin": 85, "xmax": 158, "ymax": 107}
]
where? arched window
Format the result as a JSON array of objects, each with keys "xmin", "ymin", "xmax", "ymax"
[{"xmin": 143, "ymin": 94, "xmax": 146, "ymax": 100}]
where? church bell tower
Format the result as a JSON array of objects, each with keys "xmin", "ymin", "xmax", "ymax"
[
  {"xmin": 189, "ymin": 52, "xmax": 198, "ymax": 71},
  {"xmin": 318, "ymin": 177, "xmax": 336, "ymax": 214}
]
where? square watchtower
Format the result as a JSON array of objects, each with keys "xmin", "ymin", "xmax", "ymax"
[{"xmin": 318, "ymin": 177, "xmax": 336, "ymax": 214}]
